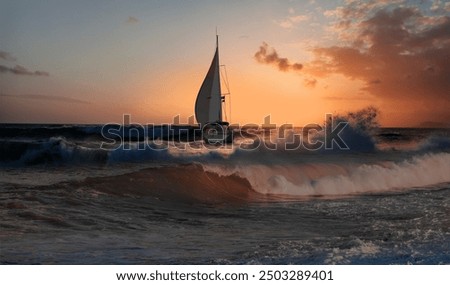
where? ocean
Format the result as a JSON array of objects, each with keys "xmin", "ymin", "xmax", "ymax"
[{"xmin": 0, "ymin": 123, "xmax": 449, "ymax": 264}]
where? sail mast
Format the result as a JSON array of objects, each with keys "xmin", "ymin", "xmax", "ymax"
[
  {"xmin": 216, "ymin": 27, "xmax": 219, "ymax": 48},
  {"xmin": 216, "ymin": 33, "xmax": 222, "ymax": 122}
]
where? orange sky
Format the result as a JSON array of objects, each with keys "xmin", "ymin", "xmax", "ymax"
[{"xmin": 1, "ymin": 1, "xmax": 449, "ymax": 127}]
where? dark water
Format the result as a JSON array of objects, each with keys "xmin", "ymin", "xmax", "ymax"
[{"xmin": 0, "ymin": 124, "xmax": 449, "ymax": 264}]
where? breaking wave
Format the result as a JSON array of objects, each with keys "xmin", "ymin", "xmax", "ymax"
[
  {"xmin": 202, "ymin": 152, "xmax": 450, "ymax": 197},
  {"xmin": 0, "ymin": 137, "xmax": 108, "ymax": 165},
  {"xmin": 1, "ymin": 112, "xmax": 449, "ymax": 199}
]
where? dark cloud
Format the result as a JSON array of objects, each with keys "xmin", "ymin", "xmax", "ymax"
[
  {"xmin": 1, "ymin": 94, "xmax": 89, "ymax": 104},
  {"xmin": 323, "ymin": 96, "xmax": 373, "ymax": 101},
  {"xmin": 0, "ymin": 51, "xmax": 49, "ymax": 77},
  {"xmin": 0, "ymin": 51, "xmax": 16, "ymax": 62},
  {"xmin": 254, "ymin": 42, "xmax": 303, "ymax": 72},
  {"xmin": 368, "ymin": 79, "xmax": 381, "ymax": 85},
  {"xmin": 126, "ymin": 16, "xmax": 139, "ymax": 24},
  {"xmin": 304, "ymin": 77, "xmax": 317, "ymax": 88},
  {"xmin": 308, "ymin": 7, "xmax": 450, "ymax": 104},
  {"xmin": 0, "ymin": 64, "xmax": 49, "ymax": 76}
]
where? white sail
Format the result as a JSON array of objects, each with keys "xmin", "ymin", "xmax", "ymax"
[{"xmin": 195, "ymin": 37, "xmax": 222, "ymax": 125}]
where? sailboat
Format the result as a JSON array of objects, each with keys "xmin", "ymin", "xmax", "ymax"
[{"xmin": 194, "ymin": 35, "xmax": 232, "ymax": 144}]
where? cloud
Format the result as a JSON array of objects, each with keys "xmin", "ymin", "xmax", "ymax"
[
  {"xmin": 0, "ymin": 64, "xmax": 49, "ymax": 76},
  {"xmin": 254, "ymin": 42, "xmax": 303, "ymax": 72},
  {"xmin": 275, "ymin": 14, "xmax": 311, "ymax": 29},
  {"xmin": 0, "ymin": 51, "xmax": 49, "ymax": 77},
  {"xmin": 323, "ymin": 96, "xmax": 373, "ymax": 101},
  {"xmin": 311, "ymin": 3, "xmax": 450, "ymax": 123},
  {"xmin": 0, "ymin": 94, "xmax": 89, "ymax": 104},
  {"xmin": 368, "ymin": 79, "xmax": 381, "ymax": 85},
  {"xmin": 307, "ymin": 7, "xmax": 450, "ymax": 102},
  {"xmin": 0, "ymin": 51, "xmax": 16, "ymax": 62},
  {"xmin": 304, "ymin": 77, "xmax": 317, "ymax": 88},
  {"xmin": 126, "ymin": 16, "xmax": 139, "ymax": 24}
]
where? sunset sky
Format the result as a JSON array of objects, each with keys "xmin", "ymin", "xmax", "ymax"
[{"xmin": 1, "ymin": 0, "xmax": 449, "ymax": 127}]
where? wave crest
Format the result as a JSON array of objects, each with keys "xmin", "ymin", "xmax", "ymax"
[{"xmin": 203, "ymin": 152, "xmax": 450, "ymax": 197}]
